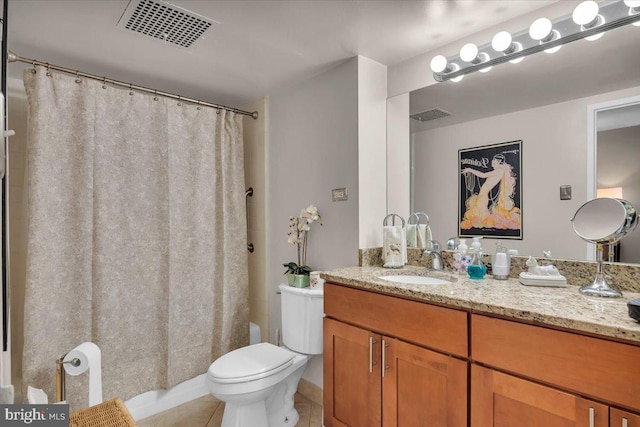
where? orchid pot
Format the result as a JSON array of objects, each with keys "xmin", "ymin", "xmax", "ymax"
[{"xmin": 286, "ymin": 273, "xmax": 311, "ymax": 288}]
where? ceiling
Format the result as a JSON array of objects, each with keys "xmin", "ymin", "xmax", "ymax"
[{"xmin": 7, "ymin": 0, "xmax": 558, "ymax": 109}]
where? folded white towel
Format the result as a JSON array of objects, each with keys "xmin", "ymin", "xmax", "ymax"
[
  {"xmin": 416, "ymin": 224, "xmax": 433, "ymax": 249},
  {"xmin": 383, "ymin": 225, "xmax": 405, "ymax": 268},
  {"xmin": 406, "ymin": 224, "xmax": 418, "ymax": 248}
]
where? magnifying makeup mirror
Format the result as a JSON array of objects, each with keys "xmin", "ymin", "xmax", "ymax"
[{"xmin": 571, "ymin": 198, "xmax": 638, "ymax": 298}]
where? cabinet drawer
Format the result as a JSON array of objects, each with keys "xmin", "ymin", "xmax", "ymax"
[
  {"xmin": 472, "ymin": 314, "xmax": 640, "ymax": 411},
  {"xmin": 325, "ymin": 283, "xmax": 468, "ymax": 357},
  {"xmin": 611, "ymin": 408, "xmax": 640, "ymax": 427}
]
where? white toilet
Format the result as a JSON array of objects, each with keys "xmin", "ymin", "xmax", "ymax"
[{"xmin": 207, "ymin": 283, "xmax": 324, "ymax": 427}]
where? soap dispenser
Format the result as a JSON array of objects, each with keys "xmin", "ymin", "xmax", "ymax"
[
  {"xmin": 492, "ymin": 242, "xmax": 510, "ymax": 280},
  {"xmin": 471, "ymin": 237, "xmax": 483, "ymax": 253},
  {"xmin": 457, "ymin": 239, "xmax": 468, "ymax": 255},
  {"xmin": 467, "ymin": 246, "xmax": 486, "ymax": 280}
]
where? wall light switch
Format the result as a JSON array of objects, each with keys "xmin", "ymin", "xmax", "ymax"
[
  {"xmin": 332, "ymin": 188, "xmax": 348, "ymax": 202},
  {"xmin": 560, "ymin": 185, "xmax": 572, "ymax": 200}
]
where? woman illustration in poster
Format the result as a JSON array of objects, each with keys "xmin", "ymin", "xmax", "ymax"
[{"xmin": 460, "ymin": 154, "xmax": 521, "ymax": 230}]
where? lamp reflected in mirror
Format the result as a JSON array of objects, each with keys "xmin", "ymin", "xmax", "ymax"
[{"xmin": 597, "ymin": 186, "xmax": 623, "ymax": 198}]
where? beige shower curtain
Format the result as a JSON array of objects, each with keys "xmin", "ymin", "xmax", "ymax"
[{"xmin": 22, "ymin": 68, "xmax": 248, "ymax": 410}]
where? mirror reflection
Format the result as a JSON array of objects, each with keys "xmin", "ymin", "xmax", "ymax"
[
  {"xmin": 571, "ymin": 198, "xmax": 638, "ymax": 297},
  {"xmin": 409, "ymin": 22, "xmax": 640, "ymax": 262}
]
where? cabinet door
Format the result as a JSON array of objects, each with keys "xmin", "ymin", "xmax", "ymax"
[
  {"xmin": 611, "ymin": 408, "xmax": 640, "ymax": 427},
  {"xmin": 471, "ymin": 365, "xmax": 608, "ymax": 427},
  {"xmin": 324, "ymin": 318, "xmax": 382, "ymax": 427},
  {"xmin": 382, "ymin": 337, "xmax": 467, "ymax": 427}
]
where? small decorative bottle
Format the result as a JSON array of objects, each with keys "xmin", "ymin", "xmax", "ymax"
[{"xmin": 467, "ymin": 248, "xmax": 487, "ymax": 280}]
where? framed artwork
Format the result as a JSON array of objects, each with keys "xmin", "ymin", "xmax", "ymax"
[{"xmin": 459, "ymin": 140, "xmax": 522, "ymax": 239}]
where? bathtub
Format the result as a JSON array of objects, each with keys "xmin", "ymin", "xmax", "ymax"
[{"xmin": 125, "ymin": 322, "xmax": 261, "ymax": 420}]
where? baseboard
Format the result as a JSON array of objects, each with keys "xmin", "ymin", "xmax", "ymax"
[
  {"xmin": 124, "ymin": 373, "xmax": 209, "ymax": 421},
  {"xmin": 0, "ymin": 385, "xmax": 15, "ymax": 404},
  {"xmin": 297, "ymin": 378, "xmax": 322, "ymax": 407},
  {"xmin": 126, "ymin": 373, "xmax": 321, "ymax": 421}
]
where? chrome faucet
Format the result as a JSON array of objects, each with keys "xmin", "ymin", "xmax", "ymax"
[{"xmin": 423, "ymin": 240, "xmax": 444, "ymax": 270}]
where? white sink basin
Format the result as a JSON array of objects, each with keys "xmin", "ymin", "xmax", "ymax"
[{"xmin": 379, "ymin": 275, "xmax": 451, "ymax": 285}]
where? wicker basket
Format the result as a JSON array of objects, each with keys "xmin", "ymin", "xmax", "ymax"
[{"xmin": 69, "ymin": 397, "xmax": 137, "ymax": 427}]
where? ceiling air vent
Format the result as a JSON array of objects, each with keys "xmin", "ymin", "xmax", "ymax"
[
  {"xmin": 410, "ymin": 108, "xmax": 451, "ymax": 122},
  {"xmin": 118, "ymin": 0, "xmax": 214, "ymax": 49}
]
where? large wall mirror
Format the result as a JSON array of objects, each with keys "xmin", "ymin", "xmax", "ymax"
[{"xmin": 409, "ymin": 21, "xmax": 640, "ymax": 263}]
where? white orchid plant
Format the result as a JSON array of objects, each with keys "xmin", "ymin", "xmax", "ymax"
[{"xmin": 283, "ymin": 204, "xmax": 323, "ymax": 276}]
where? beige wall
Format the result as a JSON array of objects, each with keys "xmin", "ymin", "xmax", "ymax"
[
  {"xmin": 413, "ymin": 85, "xmax": 640, "ymax": 261},
  {"xmin": 269, "ymin": 57, "xmax": 360, "ymax": 388},
  {"xmin": 242, "ymin": 97, "xmax": 269, "ymax": 343},
  {"xmin": 357, "ymin": 56, "xmax": 387, "ymax": 249},
  {"xmin": 386, "ymin": 93, "xmax": 410, "ymax": 219},
  {"xmin": 598, "ymin": 125, "xmax": 640, "ymax": 263}
]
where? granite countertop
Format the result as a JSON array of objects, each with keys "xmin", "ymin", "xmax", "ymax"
[{"xmin": 321, "ymin": 265, "xmax": 640, "ymax": 344}]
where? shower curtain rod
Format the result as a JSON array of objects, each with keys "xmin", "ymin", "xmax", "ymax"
[{"xmin": 7, "ymin": 51, "xmax": 258, "ymax": 119}]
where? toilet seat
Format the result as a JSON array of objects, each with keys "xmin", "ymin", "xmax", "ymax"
[{"xmin": 208, "ymin": 343, "xmax": 295, "ymax": 384}]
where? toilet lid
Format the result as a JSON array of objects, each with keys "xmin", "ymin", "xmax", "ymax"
[{"xmin": 208, "ymin": 343, "xmax": 295, "ymax": 384}]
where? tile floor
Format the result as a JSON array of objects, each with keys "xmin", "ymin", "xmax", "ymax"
[{"xmin": 137, "ymin": 393, "xmax": 322, "ymax": 427}]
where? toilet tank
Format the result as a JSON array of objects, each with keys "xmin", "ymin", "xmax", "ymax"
[{"xmin": 279, "ymin": 284, "xmax": 324, "ymax": 355}]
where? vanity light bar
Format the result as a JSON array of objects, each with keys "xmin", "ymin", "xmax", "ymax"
[{"xmin": 432, "ymin": 0, "xmax": 640, "ymax": 82}]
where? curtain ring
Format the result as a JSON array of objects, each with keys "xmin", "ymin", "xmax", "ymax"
[
  {"xmin": 177, "ymin": 95, "xmax": 182, "ymax": 107},
  {"xmin": 30, "ymin": 59, "xmax": 37, "ymax": 74},
  {"xmin": 196, "ymin": 100, "xmax": 201, "ymax": 110},
  {"xmin": 153, "ymin": 90, "xmax": 158, "ymax": 101},
  {"xmin": 75, "ymin": 71, "xmax": 82, "ymax": 84},
  {"xmin": 129, "ymin": 83, "xmax": 133, "ymax": 96},
  {"xmin": 102, "ymin": 76, "xmax": 107, "ymax": 90},
  {"xmin": 45, "ymin": 63, "xmax": 52, "ymax": 77},
  {"xmin": 216, "ymin": 109, "xmax": 221, "ymax": 115}
]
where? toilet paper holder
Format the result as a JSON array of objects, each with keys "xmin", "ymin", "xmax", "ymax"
[{"xmin": 55, "ymin": 354, "xmax": 80, "ymax": 402}]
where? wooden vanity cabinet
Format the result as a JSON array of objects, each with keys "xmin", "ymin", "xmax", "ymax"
[
  {"xmin": 323, "ymin": 318, "xmax": 382, "ymax": 427},
  {"xmin": 382, "ymin": 336, "xmax": 467, "ymax": 427},
  {"xmin": 471, "ymin": 364, "xmax": 608, "ymax": 427},
  {"xmin": 471, "ymin": 313, "xmax": 640, "ymax": 426},
  {"xmin": 323, "ymin": 283, "xmax": 468, "ymax": 427},
  {"xmin": 611, "ymin": 408, "xmax": 640, "ymax": 427},
  {"xmin": 324, "ymin": 281, "xmax": 640, "ymax": 426}
]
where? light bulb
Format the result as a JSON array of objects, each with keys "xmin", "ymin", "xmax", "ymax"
[
  {"xmin": 626, "ymin": 0, "xmax": 640, "ymax": 26},
  {"xmin": 529, "ymin": 18, "xmax": 561, "ymax": 53},
  {"xmin": 491, "ymin": 31, "xmax": 513, "ymax": 52},
  {"xmin": 585, "ymin": 15, "xmax": 605, "ymax": 40},
  {"xmin": 430, "ymin": 55, "xmax": 448, "ymax": 73},
  {"xmin": 585, "ymin": 31, "xmax": 604, "ymax": 41},
  {"xmin": 477, "ymin": 53, "xmax": 492, "ymax": 72},
  {"xmin": 449, "ymin": 63, "xmax": 464, "ymax": 82},
  {"xmin": 529, "ymin": 18, "xmax": 552, "ymax": 41},
  {"xmin": 460, "ymin": 43, "xmax": 479, "ymax": 63},
  {"xmin": 509, "ymin": 52, "xmax": 524, "ymax": 64},
  {"xmin": 545, "ymin": 41, "xmax": 562, "ymax": 54},
  {"xmin": 572, "ymin": 1, "xmax": 599, "ymax": 26}
]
